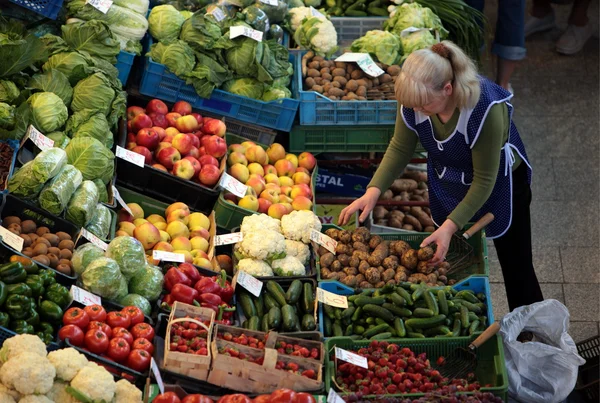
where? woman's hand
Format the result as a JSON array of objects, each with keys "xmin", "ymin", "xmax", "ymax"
[
  {"xmin": 338, "ymin": 187, "xmax": 381, "ymax": 226},
  {"xmin": 420, "ymin": 219, "xmax": 459, "ymax": 267}
]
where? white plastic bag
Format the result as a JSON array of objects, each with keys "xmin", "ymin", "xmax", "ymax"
[{"xmin": 500, "ymin": 299, "xmax": 586, "ymax": 403}]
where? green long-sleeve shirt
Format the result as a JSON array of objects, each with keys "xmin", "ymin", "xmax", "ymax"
[{"xmin": 368, "ymin": 103, "xmax": 521, "ymax": 229}]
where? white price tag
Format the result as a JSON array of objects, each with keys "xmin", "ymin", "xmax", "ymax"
[
  {"xmin": 150, "ymin": 358, "xmax": 165, "ymax": 394},
  {"xmin": 86, "ymin": 0, "xmax": 113, "ymax": 13},
  {"xmin": 80, "ymin": 228, "xmax": 108, "ymax": 250},
  {"xmin": 235, "ymin": 270, "xmax": 263, "ymax": 297},
  {"xmin": 230, "ymin": 25, "xmax": 263, "ymax": 41},
  {"xmin": 259, "ymin": 0, "xmax": 278, "ymax": 5},
  {"xmin": 0, "ymin": 226, "xmax": 24, "ymax": 252},
  {"xmin": 316, "ymin": 287, "xmax": 348, "ymax": 308},
  {"xmin": 214, "ymin": 232, "xmax": 243, "ymax": 246},
  {"xmin": 153, "ymin": 250, "xmax": 185, "ymax": 263},
  {"xmin": 219, "ymin": 172, "xmax": 248, "ymax": 198},
  {"xmin": 112, "ymin": 186, "xmax": 134, "ymax": 216},
  {"xmin": 327, "ymin": 389, "xmax": 345, "ymax": 403},
  {"xmin": 310, "ymin": 229, "xmax": 337, "ymax": 254},
  {"xmin": 335, "ymin": 347, "xmax": 368, "ymax": 369},
  {"xmin": 335, "ymin": 53, "xmax": 383, "ymax": 77},
  {"xmin": 400, "ymin": 26, "xmax": 429, "ymax": 38},
  {"xmin": 310, "ymin": 6, "xmax": 325, "ymax": 18},
  {"xmin": 116, "ymin": 145, "xmax": 145, "ymax": 168},
  {"xmin": 27, "ymin": 125, "xmax": 54, "ymax": 151},
  {"xmin": 70, "ymin": 285, "xmax": 102, "ymax": 306},
  {"xmin": 207, "ymin": 7, "xmax": 226, "ymax": 22}
]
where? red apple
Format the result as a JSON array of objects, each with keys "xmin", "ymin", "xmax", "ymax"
[
  {"xmin": 127, "ymin": 120, "xmax": 133, "ymax": 132},
  {"xmin": 157, "ymin": 146, "xmax": 181, "ymax": 170},
  {"xmin": 118, "ymin": 209, "xmax": 133, "ymax": 223},
  {"xmin": 127, "ymin": 133, "xmax": 136, "ymax": 143},
  {"xmin": 183, "ymin": 156, "xmax": 202, "ymax": 176},
  {"xmin": 152, "ymin": 163, "xmax": 168, "ymax": 172},
  {"xmin": 190, "ymin": 112, "xmax": 203, "ymax": 125},
  {"xmin": 153, "ymin": 127, "xmax": 167, "ymax": 141},
  {"xmin": 199, "ymin": 154, "xmax": 218, "ymax": 168},
  {"xmin": 202, "ymin": 119, "xmax": 226, "ymax": 137},
  {"xmin": 175, "ymin": 115, "xmax": 199, "ymax": 133},
  {"xmin": 131, "ymin": 113, "xmax": 153, "ymax": 132},
  {"xmin": 200, "ymin": 135, "xmax": 211, "ymax": 149},
  {"xmin": 188, "ymin": 146, "xmax": 200, "ymax": 159},
  {"xmin": 148, "ymin": 112, "xmax": 168, "ymax": 129},
  {"xmin": 131, "ymin": 146, "xmax": 153, "ymax": 165},
  {"xmin": 163, "ymin": 134, "xmax": 175, "ymax": 143},
  {"xmin": 127, "ymin": 106, "xmax": 145, "ymax": 121},
  {"xmin": 146, "ymin": 99, "xmax": 168, "ymax": 115},
  {"xmin": 172, "ymin": 133, "xmax": 193, "ymax": 155},
  {"xmin": 198, "ymin": 146, "xmax": 206, "ymax": 156},
  {"xmin": 295, "ymin": 167, "xmax": 310, "ymax": 175},
  {"xmin": 172, "ymin": 158, "xmax": 195, "ymax": 180},
  {"xmin": 298, "ymin": 152, "xmax": 317, "ymax": 171},
  {"xmin": 165, "ymin": 112, "xmax": 182, "ymax": 127},
  {"xmin": 223, "ymin": 192, "xmax": 237, "ymax": 203},
  {"xmin": 199, "ymin": 164, "xmax": 221, "ymax": 187},
  {"xmin": 258, "ymin": 198, "xmax": 272, "ymax": 214},
  {"xmin": 172, "ymin": 101, "xmax": 192, "ymax": 116},
  {"xmin": 156, "ymin": 142, "xmax": 172, "ymax": 155},
  {"xmin": 127, "ymin": 142, "xmax": 137, "ymax": 151},
  {"xmin": 136, "ymin": 128, "xmax": 159, "ymax": 151},
  {"xmin": 204, "ymin": 135, "xmax": 226, "ymax": 159},
  {"xmin": 189, "ymin": 133, "xmax": 200, "ymax": 149}
]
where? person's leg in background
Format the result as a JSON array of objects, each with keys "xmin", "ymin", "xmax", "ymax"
[{"xmin": 493, "ymin": 0, "xmax": 527, "ymax": 92}]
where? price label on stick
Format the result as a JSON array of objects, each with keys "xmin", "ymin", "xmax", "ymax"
[
  {"xmin": 317, "ymin": 287, "xmax": 348, "ymax": 308},
  {"xmin": 327, "ymin": 389, "xmax": 345, "ymax": 403},
  {"xmin": 335, "ymin": 53, "xmax": 384, "ymax": 77},
  {"xmin": 207, "ymin": 7, "xmax": 226, "ymax": 22},
  {"xmin": 219, "ymin": 172, "xmax": 248, "ymax": 198},
  {"xmin": 80, "ymin": 228, "xmax": 108, "ymax": 250},
  {"xmin": 70, "ymin": 285, "xmax": 102, "ymax": 306},
  {"xmin": 27, "ymin": 125, "xmax": 54, "ymax": 151},
  {"xmin": 153, "ymin": 250, "xmax": 185, "ymax": 263},
  {"xmin": 116, "ymin": 146, "xmax": 145, "ymax": 168},
  {"xmin": 230, "ymin": 25, "xmax": 263, "ymax": 41},
  {"xmin": 310, "ymin": 229, "xmax": 337, "ymax": 254},
  {"xmin": 214, "ymin": 232, "xmax": 243, "ymax": 246},
  {"xmin": 234, "ymin": 270, "xmax": 263, "ymax": 297},
  {"xmin": 0, "ymin": 226, "xmax": 24, "ymax": 252},
  {"xmin": 112, "ymin": 186, "xmax": 134, "ymax": 216},
  {"xmin": 86, "ymin": 0, "xmax": 113, "ymax": 13},
  {"xmin": 335, "ymin": 347, "xmax": 368, "ymax": 369},
  {"xmin": 310, "ymin": 6, "xmax": 325, "ymax": 18},
  {"xmin": 150, "ymin": 358, "xmax": 165, "ymax": 395}
]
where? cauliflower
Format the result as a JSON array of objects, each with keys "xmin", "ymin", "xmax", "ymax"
[
  {"xmin": 69, "ymin": 362, "xmax": 116, "ymax": 403},
  {"xmin": 0, "ymin": 394, "xmax": 15, "ymax": 403},
  {"xmin": 240, "ymin": 214, "xmax": 281, "ymax": 235},
  {"xmin": 0, "ymin": 385, "xmax": 19, "ymax": 401},
  {"xmin": 113, "ymin": 379, "xmax": 142, "ymax": 403},
  {"xmin": 285, "ymin": 240, "xmax": 310, "ymax": 264},
  {"xmin": 281, "ymin": 210, "xmax": 322, "ymax": 244},
  {"xmin": 45, "ymin": 382, "xmax": 78, "ymax": 403},
  {"xmin": 0, "ymin": 335, "xmax": 46, "ymax": 363},
  {"xmin": 293, "ymin": 16, "xmax": 338, "ymax": 57},
  {"xmin": 18, "ymin": 396, "xmax": 52, "ymax": 403},
  {"xmin": 0, "ymin": 352, "xmax": 55, "ymax": 395},
  {"xmin": 236, "ymin": 230, "xmax": 286, "ymax": 261},
  {"xmin": 286, "ymin": 6, "xmax": 314, "ymax": 32},
  {"xmin": 237, "ymin": 258, "xmax": 274, "ymax": 277},
  {"xmin": 271, "ymin": 255, "xmax": 306, "ymax": 276},
  {"xmin": 47, "ymin": 348, "xmax": 88, "ymax": 382}
]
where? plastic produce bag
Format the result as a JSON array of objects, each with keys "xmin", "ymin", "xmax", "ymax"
[
  {"xmin": 81, "ymin": 257, "xmax": 128, "ymax": 301},
  {"xmin": 31, "ymin": 147, "xmax": 67, "ymax": 183},
  {"xmin": 39, "ymin": 165, "xmax": 83, "ymax": 215},
  {"xmin": 65, "ymin": 180, "xmax": 99, "ymax": 227},
  {"xmin": 105, "ymin": 236, "xmax": 146, "ymax": 281},
  {"xmin": 85, "ymin": 204, "xmax": 111, "ymax": 240},
  {"xmin": 7, "ymin": 161, "xmax": 45, "ymax": 199},
  {"xmin": 500, "ymin": 299, "xmax": 586, "ymax": 403},
  {"xmin": 93, "ymin": 179, "xmax": 108, "ymax": 204},
  {"xmin": 72, "ymin": 243, "xmax": 105, "ymax": 277}
]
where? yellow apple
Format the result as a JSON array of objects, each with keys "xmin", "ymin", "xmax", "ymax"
[
  {"xmin": 247, "ymin": 163, "xmax": 265, "ymax": 177},
  {"xmin": 193, "ymin": 257, "xmax": 212, "ymax": 269},
  {"xmin": 133, "ymin": 218, "xmax": 148, "ymax": 227},
  {"xmin": 133, "ymin": 222, "xmax": 161, "ymax": 249},
  {"xmin": 171, "ymin": 236, "xmax": 192, "ymax": 251},
  {"xmin": 167, "ymin": 208, "xmax": 190, "ymax": 225},
  {"xmin": 153, "ymin": 241, "xmax": 174, "ymax": 252},
  {"xmin": 188, "ymin": 212, "xmax": 210, "ymax": 230},
  {"xmin": 146, "ymin": 214, "xmax": 166, "ymax": 224},
  {"xmin": 118, "ymin": 222, "xmax": 136, "ymax": 237},
  {"xmin": 285, "ymin": 153, "xmax": 299, "ymax": 168},
  {"xmin": 115, "ymin": 230, "xmax": 130, "ymax": 237},
  {"xmin": 238, "ymin": 195, "xmax": 259, "ymax": 211},
  {"xmin": 190, "ymin": 236, "xmax": 209, "ymax": 252},
  {"xmin": 166, "ymin": 220, "xmax": 190, "ymax": 239},
  {"xmin": 127, "ymin": 203, "xmax": 144, "ymax": 220},
  {"xmin": 173, "ymin": 250, "xmax": 193, "ymax": 263},
  {"xmin": 191, "ymin": 249, "xmax": 209, "ymax": 259},
  {"xmin": 159, "ymin": 230, "xmax": 171, "ymax": 242},
  {"xmin": 279, "ymin": 176, "xmax": 294, "ymax": 187},
  {"xmin": 189, "ymin": 226, "xmax": 210, "ymax": 240},
  {"xmin": 154, "ymin": 222, "xmax": 167, "ymax": 231},
  {"xmin": 165, "ymin": 202, "xmax": 190, "ymax": 217}
]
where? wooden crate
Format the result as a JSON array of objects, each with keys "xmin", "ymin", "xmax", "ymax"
[
  {"xmin": 163, "ymin": 302, "xmax": 215, "ymax": 381},
  {"xmin": 270, "ymin": 332, "xmax": 325, "ymax": 364}
]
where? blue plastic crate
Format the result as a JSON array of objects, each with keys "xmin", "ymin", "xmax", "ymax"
[
  {"xmin": 139, "ymin": 36, "xmax": 299, "ymax": 132},
  {"xmin": 318, "ymin": 276, "xmax": 494, "ymax": 338},
  {"xmin": 293, "ymin": 51, "xmax": 398, "ymax": 126},
  {"xmin": 9, "ymin": 0, "xmax": 62, "ymax": 19},
  {"xmin": 116, "ymin": 50, "xmax": 135, "ymax": 86},
  {"xmin": 0, "ymin": 140, "xmax": 18, "ymax": 194}
]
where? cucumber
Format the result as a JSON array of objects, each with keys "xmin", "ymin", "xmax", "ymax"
[
  {"xmin": 323, "ymin": 303, "xmax": 336, "ymax": 319},
  {"xmin": 375, "ymin": 318, "xmax": 387, "ymax": 326},
  {"xmin": 370, "ymin": 332, "xmax": 392, "ymax": 340},
  {"xmin": 389, "ymin": 293, "xmax": 406, "ymax": 306},
  {"xmin": 302, "ymin": 282, "xmax": 314, "ymax": 313},
  {"xmin": 407, "ymin": 332, "xmax": 425, "ymax": 338},
  {"xmin": 261, "ymin": 314, "xmax": 271, "ymax": 332},
  {"xmin": 405, "ymin": 314, "xmax": 447, "ymax": 329},
  {"xmin": 332, "ymin": 322, "xmax": 343, "ymax": 337},
  {"xmin": 253, "ymin": 294, "xmax": 264, "ymax": 319},
  {"xmin": 355, "ymin": 296, "xmax": 385, "ymax": 306},
  {"xmin": 324, "ymin": 315, "xmax": 332, "ymax": 337},
  {"xmin": 469, "ymin": 319, "xmax": 480, "ymax": 335},
  {"xmin": 460, "ymin": 305, "xmax": 470, "ymax": 329},
  {"xmin": 285, "ymin": 280, "xmax": 303, "ymax": 305},
  {"xmin": 239, "ymin": 292, "xmax": 257, "ymax": 318},
  {"xmin": 351, "ymin": 306, "xmax": 362, "ymax": 322},
  {"xmin": 301, "ymin": 314, "xmax": 316, "ymax": 331},
  {"xmin": 462, "ymin": 300, "xmax": 483, "ymax": 314},
  {"xmin": 242, "ymin": 319, "xmax": 249, "ymax": 329},
  {"xmin": 394, "ymin": 317, "xmax": 406, "ymax": 337},
  {"xmin": 362, "ymin": 304, "xmax": 394, "ymax": 322},
  {"xmin": 362, "ymin": 323, "xmax": 388, "ymax": 338},
  {"xmin": 412, "ymin": 285, "xmax": 425, "ymax": 302},
  {"xmin": 342, "ymin": 306, "xmax": 356, "ymax": 319},
  {"xmin": 266, "ymin": 280, "xmax": 287, "ymax": 306},
  {"xmin": 344, "ymin": 324, "xmax": 353, "ymax": 336},
  {"xmin": 353, "ymin": 325, "xmax": 365, "ymax": 335},
  {"xmin": 248, "ymin": 316, "xmax": 260, "ymax": 330},
  {"xmin": 281, "ymin": 304, "xmax": 297, "ymax": 331},
  {"xmin": 382, "ymin": 303, "xmax": 412, "ymax": 317},
  {"xmin": 264, "ymin": 294, "xmax": 280, "ymax": 310},
  {"xmin": 268, "ymin": 306, "xmax": 282, "ymax": 329},
  {"xmin": 437, "ymin": 290, "xmax": 448, "ymax": 316},
  {"xmin": 468, "ymin": 312, "xmax": 480, "ymax": 322},
  {"xmin": 424, "ymin": 291, "xmax": 439, "ymax": 315},
  {"xmin": 452, "ymin": 319, "xmax": 462, "ymax": 336},
  {"xmin": 455, "ymin": 290, "xmax": 479, "ymax": 304},
  {"xmin": 413, "ymin": 308, "xmax": 434, "ymax": 318}
]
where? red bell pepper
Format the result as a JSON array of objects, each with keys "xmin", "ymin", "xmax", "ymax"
[
  {"xmin": 199, "ymin": 293, "xmax": 222, "ymax": 306},
  {"xmin": 178, "ymin": 263, "xmax": 201, "ymax": 284},
  {"xmin": 194, "ymin": 276, "xmax": 220, "ymax": 295},
  {"xmin": 171, "ymin": 284, "xmax": 199, "ymax": 305},
  {"xmin": 216, "ymin": 304, "xmax": 236, "ymax": 325},
  {"xmin": 214, "ymin": 270, "xmax": 234, "ymax": 304},
  {"xmin": 165, "ymin": 267, "xmax": 191, "ymax": 291}
]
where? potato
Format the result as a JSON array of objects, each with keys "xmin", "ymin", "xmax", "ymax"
[
  {"xmin": 382, "ymin": 268, "xmax": 395, "ymax": 282},
  {"xmin": 335, "ymin": 243, "xmax": 350, "ymax": 255},
  {"xmin": 341, "ymin": 275, "xmax": 358, "ymax": 287},
  {"xmin": 387, "ymin": 65, "xmax": 401, "ymax": 76},
  {"xmin": 437, "ymin": 267, "xmax": 447, "ymax": 276},
  {"xmin": 374, "ymin": 281, "xmax": 386, "ymax": 289},
  {"xmin": 330, "ymin": 260, "xmax": 342, "ymax": 272},
  {"xmin": 394, "ymin": 271, "xmax": 407, "ymax": 283},
  {"xmin": 373, "ymin": 206, "xmax": 388, "ymax": 220},
  {"xmin": 401, "ymin": 249, "xmax": 418, "ymax": 270},
  {"xmin": 358, "ymin": 260, "xmax": 370, "ymax": 273},
  {"xmin": 354, "ymin": 227, "xmax": 370, "ymax": 240},
  {"xmin": 386, "ymin": 279, "xmax": 397, "ymax": 286},
  {"xmin": 319, "ymin": 252, "xmax": 335, "ymax": 268},
  {"xmin": 326, "ymin": 272, "xmax": 340, "ymax": 281},
  {"xmin": 417, "ymin": 260, "xmax": 433, "ymax": 274},
  {"xmin": 332, "ymin": 68, "xmax": 346, "ymax": 77},
  {"xmin": 337, "ymin": 254, "xmax": 350, "ymax": 267},
  {"xmin": 343, "ymin": 267, "xmax": 358, "ymax": 276},
  {"xmin": 2, "ymin": 216, "xmax": 20, "ymax": 226},
  {"xmin": 338, "ymin": 230, "xmax": 352, "ymax": 244},
  {"xmin": 308, "ymin": 61, "xmax": 320, "ymax": 69},
  {"xmin": 382, "ymin": 256, "xmax": 399, "ymax": 270},
  {"xmin": 369, "ymin": 235, "xmax": 382, "ymax": 249},
  {"xmin": 350, "ymin": 70, "xmax": 364, "ymax": 80},
  {"xmin": 20, "ymin": 220, "xmax": 36, "ymax": 234},
  {"xmin": 390, "ymin": 179, "xmax": 418, "ymax": 193},
  {"xmin": 337, "ymin": 272, "xmax": 347, "ymax": 281},
  {"xmin": 328, "ymin": 88, "xmax": 345, "ymax": 98},
  {"xmin": 351, "ymin": 232, "xmax": 366, "ymax": 244},
  {"xmin": 346, "ymin": 80, "xmax": 358, "ymax": 92},
  {"xmin": 388, "ymin": 217, "xmax": 403, "ymax": 228},
  {"xmin": 322, "ymin": 73, "xmax": 333, "ymax": 81},
  {"xmin": 439, "ymin": 275, "xmax": 448, "ymax": 284},
  {"xmin": 365, "ymin": 267, "xmax": 380, "ymax": 284},
  {"xmin": 403, "ymin": 224, "xmax": 414, "ymax": 231},
  {"xmin": 352, "ymin": 250, "xmax": 369, "ymax": 261},
  {"xmin": 305, "ymin": 77, "xmax": 316, "ymax": 88},
  {"xmin": 358, "ymin": 281, "xmax": 372, "ymax": 289},
  {"xmin": 352, "ymin": 242, "xmax": 369, "ymax": 253},
  {"xmin": 36, "ymin": 227, "xmax": 50, "ymax": 237},
  {"xmin": 324, "ymin": 228, "xmax": 339, "ymax": 240},
  {"xmin": 349, "ymin": 255, "xmax": 360, "ymax": 268},
  {"xmin": 317, "ymin": 246, "xmax": 329, "ymax": 256},
  {"xmin": 312, "ymin": 85, "xmax": 324, "ymax": 94},
  {"xmin": 307, "ymin": 68, "xmax": 320, "ymax": 78},
  {"xmin": 355, "ymin": 273, "xmax": 365, "ymax": 283},
  {"xmin": 392, "ymin": 241, "xmax": 411, "ymax": 257},
  {"xmin": 408, "ymin": 273, "xmax": 428, "ymax": 283},
  {"xmin": 333, "ymin": 76, "xmax": 347, "ymax": 86},
  {"xmin": 368, "ymin": 241, "xmax": 389, "ymax": 266}
]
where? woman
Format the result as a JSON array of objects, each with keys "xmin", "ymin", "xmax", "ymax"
[{"xmin": 339, "ymin": 41, "xmax": 543, "ymax": 311}]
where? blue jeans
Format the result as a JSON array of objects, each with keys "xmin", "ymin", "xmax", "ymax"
[{"xmin": 465, "ymin": 0, "xmax": 527, "ymax": 61}]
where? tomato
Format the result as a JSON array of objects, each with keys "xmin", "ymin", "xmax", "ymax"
[
  {"xmin": 84, "ymin": 329, "xmax": 109, "ymax": 354},
  {"xmin": 132, "ymin": 338, "xmax": 154, "ymax": 355},
  {"xmin": 112, "ymin": 327, "xmax": 134, "ymax": 346},
  {"xmin": 153, "ymin": 392, "xmax": 182, "ymax": 403},
  {"xmin": 84, "ymin": 304, "xmax": 107, "ymax": 322},
  {"xmin": 107, "ymin": 311, "xmax": 131, "ymax": 329},
  {"xmin": 269, "ymin": 389, "xmax": 296, "ymax": 403},
  {"xmin": 251, "ymin": 396, "xmax": 271, "ymax": 403},
  {"xmin": 121, "ymin": 306, "xmax": 145, "ymax": 326},
  {"xmin": 182, "ymin": 395, "xmax": 214, "ymax": 403},
  {"xmin": 131, "ymin": 323, "xmax": 154, "ymax": 342},
  {"xmin": 217, "ymin": 395, "xmax": 252, "ymax": 403},
  {"xmin": 107, "ymin": 337, "xmax": 131, "ymax": 362},
  {"xmin": 294, "ymin": 393, "xmax": 316, "ymax": 403},
  {"xmin": 126, "ymin": 349, "xmax": 151, "ymax": 372},
  {"xmin": 58, "ymin": 324, "xmax": 84, "ymax": 346},
  {"xmin": 88, "ymin": 321, "xmax": 112, "ymax": 338},
  {"xmin": 63, "ymin": 307, "xmax": 90, "ymax": 329}
]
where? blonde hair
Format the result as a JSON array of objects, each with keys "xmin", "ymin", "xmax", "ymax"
[{"xmin": 395, "ymin": 40, "xmax": 480, "ymax": 110}]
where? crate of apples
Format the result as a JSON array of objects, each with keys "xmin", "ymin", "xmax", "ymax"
[
  {"xmin": 126, "ymin": 99, "xmax": 227, "ymax": 188},
  {"xmin": 225, "ymin": 142, "xmax": 317, "ymax": 219}
]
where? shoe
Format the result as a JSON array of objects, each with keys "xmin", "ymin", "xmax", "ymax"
[
  {"xmin": 524, "ymin": 13, "xmax": 556, "ymax": 38},
  {"xmin": 556, "ymin": 23, "xmax": 593, "ymax": 55}
]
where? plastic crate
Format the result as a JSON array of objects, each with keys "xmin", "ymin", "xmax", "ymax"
[
  {"xmin": 575, "ymin": 336, "xmax": 599, "ymax": 402},
  {"xmin": 0, "ymin": 140, "xmax": 19, "ymax": 194},
  {"xmin": 365, "ymin": 211, "xmax": 423, "ymax": 234},
  {"xmin": 293, "ymin": 51, "xmax": 397, "ymax": 126},
  {"xmin": 224, "ymin": 119, "xmax": 278, "ymax": 146},
  {"xmin": 9, "ymin": 0, "xmax": 63, "ymax": 19},
  {"xmin": 116, "ymin": 50, "xmax": 136, "ymax": 86},
  {"xmin": 140, "ymin": 37, "xmax": 299, "ymax": 132},
  {"xmin": 289, "ymin": 125, "xmax": 395, "ymax": 153},
  {"xmin": 324, "ymin": 333, "xmax": 508, "ymax": 401},
  {"xmin": 331, "ymin": 17, "xmax": 387, "ymax": 46}
]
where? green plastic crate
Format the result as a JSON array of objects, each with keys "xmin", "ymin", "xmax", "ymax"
[
  {"xmin": 116, "ymin": 185, "xmax": 172, "ymax": 216},
  {"xmin": 324, "ymin": 335, "xmax": 508, "ymax": 401}
]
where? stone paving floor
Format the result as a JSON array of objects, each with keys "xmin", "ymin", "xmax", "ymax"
[{"xmin": 480, "ymin": 1, "xmax": 599, "ymax": 343}]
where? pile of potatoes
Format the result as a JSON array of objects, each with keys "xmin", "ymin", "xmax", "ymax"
[
  {"xmin": 301, "ymin": 51, "xmax": 399, "ymax": 101},
  {"xmin": 373, "ymin": 170, "xmax": 434, "ymax": 232},
  {"xmin": 2, "ymin": 216, "xmax": 74, "ymax": 276},
  {"xmin": 318, "ymin": 227, "xmax": 453, "ymax": 288}
]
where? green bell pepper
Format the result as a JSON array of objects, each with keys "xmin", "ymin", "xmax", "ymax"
[
  {"xmin": 6, "ymin": 283, "xmax": 32, "ymax": 297},
  {"xmin": 39, "ymin": 300, "xmax": 63, "ymax": 323},
  {"xmin": 38, "ymin": 269, "xmax": 56, "ymax": 287},
  {"xmin": 36, "ymin": 331, "xmax": 53, "ymax": 344},
  {"xmin": 0, "ymin": 262, "xmax": 27, "ymax": 285},
  {"xmin": 0, "ymin": 281, "xmax": 6, "ymax": 306},
  {"xmin": 9, "ymin": 256, "xmax": 39, "ymax": 274},
  {"xmin": 25, "ymin": 275, "xmax": 44, "ymax": 299},
  {"xmin": 10, "ymin": 320, "xmax": 34, "ymax": 334},
  {"xmin": 0, "ymin": 312, "xmax": 9, "ymax": 328},
  {"xmin": 25, "ymin": 308, "xmax": 39, "ymax": 327},
  {"xmin": 5, "ymin": 294, "xmax": 32, "ymax": 320},
  {"xmin": 38, "ymin": 321, "xmax": 54, "ymax": 335},
  {"xmin": 44, "ymin": 283, "xmax": 70, "ymax": 310}
]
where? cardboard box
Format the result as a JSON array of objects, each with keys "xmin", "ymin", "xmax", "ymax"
[{"xmin": 315, "ymin": 204, "xmax": 357, "ymax": 230}]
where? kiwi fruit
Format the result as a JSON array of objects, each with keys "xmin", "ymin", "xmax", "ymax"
[
  {"xmin": 48, "ymin": 247, "xmax": 61, "ymax": 256},
  {"xmin": 22, "ymin": 247, "xmax": 33, "ymax": 257},
  {"xmin": 42, "ymin": 233, "xmax": 59, "ymax": 247},
  {"xmin": 58, "ymin": 240, "xmax": 74, "ymax": 251},
  {"xmin": 2, "ymin": 216, "xmax": 20, "ymax": 226},
  {"xmin": 47, "ymin": 253, "xmax": 59, "ymax": 268},
  {"xmin": 35, "ymin": 238, "xmax": 51, "ymax": 248},
  {"xmin": 32, "ymin": 255, "xmax": 50, "ymax": 266},
  {"xmin": 56, "ymin": 264, "xmax": 71, "ymax": 275},
  {"xmin": 7, "ymin": 223, "xmax": 21, "ymax": 235},
  {"xmin": 59, "ymin": 249, "xmax": 72, "ymax": 260},
  {"xmin": 28, "ymin": 233, "xmax": 39, "ymax": 243},
  {"xmin": 56, "ymin": 232, "xmax": 72, "ymax": 241},
  {"xmin": 19, "ymin": 234, "xmax": 32, "ymax": 248},
  {"xmin": 59, "ymin": 259, "xmax": 72, "ymax": 268},
  {"xmin": 20, "ymin": 220, "xmax": 36, "ymax": 234},
  {"xmin": 32, "ymin": 243, "xmax": 48, "ymax": 256},
  {"xmin": 36, "ymin": 227, "xmax": 50, "ymax": 237}
]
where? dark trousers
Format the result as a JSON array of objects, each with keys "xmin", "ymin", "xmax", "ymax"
[{"xmin": 493, "ymin": 162, "xmax": 544, "ymax": 311}]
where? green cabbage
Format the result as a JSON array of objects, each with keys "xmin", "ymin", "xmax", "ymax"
[
  {"xmin": 111, "ymin": 0, "xmax": 149, "ymax": 16},
  {"xmin": 106, "ymin": 236, "xmax": 146, "ymax": 281},
  {"xmin": 31, "ymin": 147, "xmax": 67, "ymax": 184},
  {"xmin": 149, "ymin": 40, "xmax": 196, "ymax": 77},
  {"xmin": 72, "ymin": 243, "xmax": 105, "ymax": 277},
  {"xmin": 185, "ymin": 52, "xmax": 232, "ymax": 98},
  {"xmin": 262, "ymin": 86, "xmax": 291, "ymax": 101},
  {"xmin": 94, "ymin": 179, "xmax": 109, "ymax": 204},
  {"xmin": 254, "ymin": 0, "xmax": 288, "ymax": 24},
  {"xmin": 46, "ymin": 132, "xmax": 70, "ymax": 149},
  {"xmin": 81, "ymin": 257, "xmax": 127, "ymax": 300},
  {"xmin": 0, "ymin": 81, "xmax": 19, "ymax": 104},
  {"xmin": 148, "ymin": 5, "xmax": 186, "ymax": 42},
  {"xmin": 0, "ymin": 103, "xmax": 15, "ymax": 129},
  {"xmin": 28, "ymin": 69, "xmax": 73, "ymax": 107},
  {"xmin": 71, "ymin": 73, "xmax": 116, "ymax": 117},
  {"xmin": 66, "ymin": 180, "xmax": 100, "ymax": 227},
  {"xmin": 118, "ymin": 294, "xmax": 151, "ymax": 316},
  {"xmin": 223, "ymin": 78, "xmax": 265, "ymax": 100},
  {"xmin": 42, "ymin": 52, "xmax": 92, "ymax": 86},
  {"xmin": 384, "ymin": 3, "xmax": 448, "ymax": 39},
  {"xmin": 65, "ymin": 137, "xmax": 115, "ymax": 183},
  {"xmin": 350, "ymin": 30, "xmax": 403, "ymax": 66},
  {"xmin": 0, "ymin": 33, "xmax": 47, "ymax": 79},
  {"xmin": 39, "ymin": 33, "xmax": 71, "ymax": 56},
  {"xmin": 180, "ymin": 10, "xmax": 193, "ymax": 20},
  {"xmin": 128, "ymin": 265, "xmax": 165, "ymax": 303},
  {"xmin": 400, "ymin": 29, "xmax": 438, "ymax": 60},
  {"xmin": 7, "ymin": 161, "xmax": 44, "ymax": 199},
  {"xmin": 61, "ymin": 20, "xmax": 120, "ymax": 63},
  {"xmin": 179, "ymin": 12, "xmax": 224, "ymax": 51},
  {"xmin": 27, "ymin": 92, "xmax": 68, "ymax": 133},
  {"xmin": 86, "ymin": 204, "xmax": 112, "ymax": 240},
  {"xmin": 39, "ymin": 164, "xmax": 83, "ymax": 215},
  {"xmin": 65, "ymin": 109, "xmax": 113, "ymax": 149}
]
